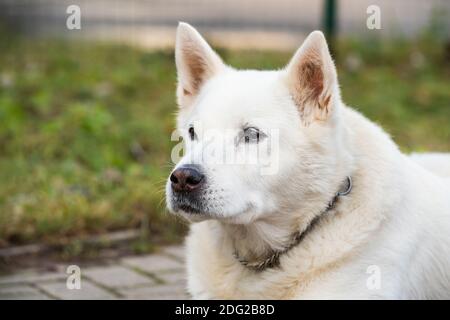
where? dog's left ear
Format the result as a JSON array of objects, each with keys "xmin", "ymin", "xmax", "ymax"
[{"xmin": 285, "ymin": 31, "xmax": 338, "ymax": 126}]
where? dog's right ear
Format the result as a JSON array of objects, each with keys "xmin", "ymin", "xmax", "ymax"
[{"xmin": 175, "ymin": 22, "xmax": 225, "ymax": 107}]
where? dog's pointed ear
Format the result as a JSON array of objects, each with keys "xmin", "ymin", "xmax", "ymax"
[
  {"xmin": 285, "ymin": 31, "xmax": 338, "ymax": 126},
  {"xmin": 175, "ymin": 22, "xmax": 225, "ymax": 107}
]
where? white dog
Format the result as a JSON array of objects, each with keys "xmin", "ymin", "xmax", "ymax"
[{"xmin": 166, "ymin": 23, "xmax": 450, "ymax": 299}]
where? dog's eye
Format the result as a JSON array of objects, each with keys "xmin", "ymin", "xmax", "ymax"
[
  {"xmin": 188, "ymin": 126, "xmax": 196, "ymax": 140},
  {"xmin": 242, "ymin": 127, "xmax": 264, "ymax": 143}
]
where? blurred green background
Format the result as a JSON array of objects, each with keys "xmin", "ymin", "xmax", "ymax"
[{"xmin": 0, "ymin": 0, "xmax": 449, "ymax": 258}]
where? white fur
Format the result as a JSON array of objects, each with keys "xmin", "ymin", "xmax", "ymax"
[{"xmin": 166, "ymin": 23, "xmax": 450, "ymax": 299}]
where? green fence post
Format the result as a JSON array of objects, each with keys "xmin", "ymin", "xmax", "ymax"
[{"xmin": 323, "ymin": 0, "xmax": 337, "ymax": 55}]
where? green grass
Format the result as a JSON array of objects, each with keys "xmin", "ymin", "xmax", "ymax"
[{"xmin": 0, "ymin": 34, "xmax": 449, "ymax": 248}]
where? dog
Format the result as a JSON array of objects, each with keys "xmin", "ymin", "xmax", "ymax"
[{"xmin": 165, "ymin": 22, "xmax": 450, "ymax": 299}]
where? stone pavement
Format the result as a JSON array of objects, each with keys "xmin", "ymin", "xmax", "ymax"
[{"xmin": 0, "ymin": 245, "xmax": 190, "ymax": 300}]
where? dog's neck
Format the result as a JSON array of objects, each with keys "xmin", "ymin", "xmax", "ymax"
[
  {"xmin": 231, "ymin": 177, "xmax": 352, "ymax": 270},
  {"xmin": 222, "ymin": 179, "xmax": 350, "ymax": 266}
]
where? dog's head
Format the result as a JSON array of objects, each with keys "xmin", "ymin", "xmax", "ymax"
[{"xmin": 166, "ymin": 23, "xmax": 350, "ymax": 224}]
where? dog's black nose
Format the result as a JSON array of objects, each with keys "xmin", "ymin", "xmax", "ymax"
[{"xmin": 170, "ymin": 165, "xmax": 204, "ymax": 192}]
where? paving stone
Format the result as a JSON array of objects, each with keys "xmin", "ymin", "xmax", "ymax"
[
  {"xmin": 163, "ymin": 245, "xmax": 185, "ymax": 261},
  {"xmin": 122, "ymin": 254, "xmax": 182, "ymax": 274},
  {"xmin": 0, "ymin": 271, "xmax": 65, "ymax": 285},
  {"xmin": 119, "ymin": 283, "xmax": 189, "ymax": 300},
  {"xmin": 0, "ymin": 246, "xmax": 189, "ymax": 300},
  {"xmin": 83, "ymin": 265, "xmax": 155, "ymax": 288},
  {"xmin": 158, "ymin": 270, "xmax": 186, "ymax": 285},
  {"xmin": 37, "ymin": 280, "xmax": 117, "ymax": 300},
  {"xmin": 0, "ymin": 284, "xmax": 52, "ymax": 300}
]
